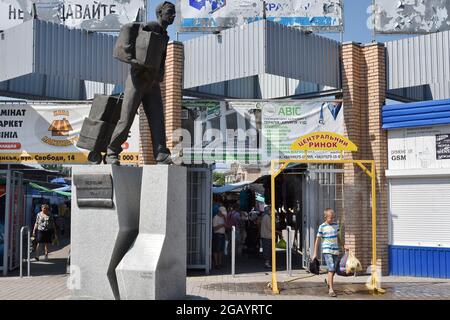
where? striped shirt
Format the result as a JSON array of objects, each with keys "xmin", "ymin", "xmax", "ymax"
[{"xmin": 317, "ymin": 222, "xmax": 340, "ymax": 255}]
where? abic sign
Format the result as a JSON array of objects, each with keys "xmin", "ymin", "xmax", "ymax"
[{"xmin": 0, "ymin": 0, "xmax": 145, "ymax": 31}]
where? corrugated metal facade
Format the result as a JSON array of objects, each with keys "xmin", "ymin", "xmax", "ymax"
[
  {"xmin": 196, "ymin": 74, "xmax": 322, "ymax": 99},
  {"xmin": 390, "ymin": 245, "xmax": 450, "ymax": 278},
  {"xmin": 382, "ymin": 99, "xmax": 450, "ymax": 129},
  {"xmin": 386, "ymin": 30, "xmax": 450, "ymax": 100},
  {"xmin": 0, "ymin": 21, "xmax": 34, "ymax": 82},
  {"xmin": 0, "ymin": 20, "xmax": 127, "ymax": 85},
  {"xmin": 184, "ymin": 20, "xmax": 265, "ymax": 90},
  {"xmin": 0, "ymin": 74, "xmax": 121, "ymax": 100},
  {"xmin": 183, "ymin": 20, "xmax": 341, "ymax": 90},
  {"xmin": 265, "ymin": 21, "xmax": 341, "ymax": 88}
]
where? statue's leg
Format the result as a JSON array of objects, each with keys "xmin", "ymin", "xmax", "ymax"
[
  {"xmin": 142, "ymin": 83, "xmax": 171, "ymax": 163},
  {"xmin": 107, "ymin": 75, "xmax": 143, "ymax": 161}
]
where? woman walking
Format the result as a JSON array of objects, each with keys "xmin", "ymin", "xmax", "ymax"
[{"xmin": 32, "ymin": 204, "xmax": 58, "ymax": 261}]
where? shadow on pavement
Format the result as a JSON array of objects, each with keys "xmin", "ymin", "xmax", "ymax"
[
  {"xmin": 188, "ymin": 250, "xmax": 305, "ymax": 277},
  {"xmin": 6, "ymin": 235, "xmax": 70, "ymax": 278}
]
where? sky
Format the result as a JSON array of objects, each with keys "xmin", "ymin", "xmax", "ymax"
[{"xmin": 147, "ymin": 0, "xmax": 412, "ymax": 44}]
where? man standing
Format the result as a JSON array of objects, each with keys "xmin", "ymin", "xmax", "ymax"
[
  {"xmin": 107, "ymin": 2, "xmax": 176, "ymax": 165},
  {"xmin": 260, "ymin": 206, "xmax": 272, "ymax": 269},
  {"xmin": 212, "ymin": 207, "xmax": 227, "ymax": 269}
]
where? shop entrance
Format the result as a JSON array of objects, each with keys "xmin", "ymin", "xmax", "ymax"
[
  {"xmin": 272, "ymin": 164, "xmax": 343, "ymax": 269},
  {"xmin": 302, "ymin": 164, "xmax": 344, "ymax": 268}
]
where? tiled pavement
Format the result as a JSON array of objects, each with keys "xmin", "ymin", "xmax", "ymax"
[{"xmin": 1, "ymin": 245, "xmax": 450, "ymax": 300}]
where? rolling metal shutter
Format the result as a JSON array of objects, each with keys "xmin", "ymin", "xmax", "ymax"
[{"xmin": 390, "ymin": 178, "xmax": 450, "ymax": 247}]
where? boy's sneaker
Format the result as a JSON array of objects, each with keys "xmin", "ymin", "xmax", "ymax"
[{"xmin": 328, "ymin": 289, "xmax": 337, "ymax": 297}]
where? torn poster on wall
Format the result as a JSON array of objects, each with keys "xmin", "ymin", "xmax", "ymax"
[
  {"xmin": 177, "ymin": 0, "xmax": 343, "ymax": 32},
  {"xmin": 0, "ymin": 0, "xmax": 144, "ymax": 31},
  {"xmin": 374, "ymin": 0, "xmax": 450, "ymax": 34}
]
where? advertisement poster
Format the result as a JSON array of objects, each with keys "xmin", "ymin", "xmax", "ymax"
[
  {"xmin": 177, "ymin": 0, "xmax": 343, "ymax": 32},
  {"xmin": 262, "ymin": 100, "xmax": 344, "ymax": 160},
  {"xmin": 436, "ymin": 134, "xmax": 450, "ymax": 160},
  {"xmin": 0, "ymin": 184, "xmax": 4, "ymax": 268},
  {"xmin": 374, "ymin": 0, "xmax": 450, "ymax": 34},
  {"xmin": 0, "ymin": 0, "xmax": 144, "ymax": 31},
  {"xmin": 180, "ymin": 100, "xmax": 261, "ymax": 164},
  {"xmin": 388, "ymin": 126, "xmax": 450, "ymax": 170},
  {"xmin": 179, "ymin": 100, "xmax": 344, "ymax": 164},
  {"xmin": 0, "ymin": 104, "xmax": 139, "ymax": 165}
]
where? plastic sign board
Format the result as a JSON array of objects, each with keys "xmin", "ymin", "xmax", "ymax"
[
  {"xmin": 290, "ymin": 132, "xmax": 357, "ymax": 152},
  {"xmin": 178, "ymin": 100, "xmax": 344, "ymax": 164},
  {"xmin": 374, "ymin": 0, "xmax": 450, "ymax": 34},
  {"xmin": 0, "ymin": 0, "xmax": 144, "ymax": 31},
  {"xmin": 177, "ymin": 0, "xmax": 343, "ymax": 32},
  {"xmin": 0, "ymin": 103, "xmax": 139, "ymax": 165}
]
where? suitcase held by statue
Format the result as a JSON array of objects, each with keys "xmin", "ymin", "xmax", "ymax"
[{"xmin": 77, "ymin": 94, "xmax": 123, "ymax": 164}]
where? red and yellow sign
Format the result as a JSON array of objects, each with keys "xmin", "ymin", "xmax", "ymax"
[{"xmin": 290, "ymin": 132, "xmax": 358, "ymax": 152}]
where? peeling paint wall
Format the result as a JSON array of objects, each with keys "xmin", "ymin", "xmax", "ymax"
[
  {"xmin": 177, "ymin": 0, "xmax": 343, "ymax": 32},
  {"xmin": 375, "ymin": 0, "xmax": 450, "ymax": 34}
]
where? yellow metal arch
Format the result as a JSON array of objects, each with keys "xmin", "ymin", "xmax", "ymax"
[{"xmin": 269, "ymin": 159, "xmax": 384, "ymax": 295}]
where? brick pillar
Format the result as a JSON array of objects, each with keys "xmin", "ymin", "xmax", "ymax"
[
  {"xmin": 139, "ymin": 41, "xmax": 184, "ymax": 165},
  {"xmin": 341, "ymin": 42, "xmax": 389, "ymax": 274},
  {"xmin": 364, "ymin": 44, "xmax": 389, "ymax": 274}
]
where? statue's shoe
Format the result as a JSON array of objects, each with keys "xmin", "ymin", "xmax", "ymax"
[
  {"xmin": 156, "ymin": 153, "xmax": 173, "ymax": 165},
  {"xmin": 105, "ymin": 154, "xmax": 121, "ymax": 166}
]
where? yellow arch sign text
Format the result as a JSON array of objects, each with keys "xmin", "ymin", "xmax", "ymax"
[{"xmin": 290, "ymin": 132, "xmax": 358, "ymax": 152}]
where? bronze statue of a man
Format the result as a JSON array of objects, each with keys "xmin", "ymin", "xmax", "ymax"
[{"xmin": 107, "ymin": 1, "xmax": 176, "ymax": 165}]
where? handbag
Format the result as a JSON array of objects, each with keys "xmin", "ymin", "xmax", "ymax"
[
  {"xmin": 309, "ymin": 258, "xmax": 320, "ymax": 275},
  {"xmin": 276, "ymin": 238, "xmax": 286, "ymax": 249}
]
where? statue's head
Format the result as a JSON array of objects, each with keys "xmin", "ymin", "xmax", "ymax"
[{"xmin": 156, "ymin": 1, "xmax": 176, "ymax": 27}]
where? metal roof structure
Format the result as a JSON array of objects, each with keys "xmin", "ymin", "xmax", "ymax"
[
  {"xmin": 382, "ymin": 99, "xmax": 450, "ymax": 130},
  {"xmin": 385, "ymin": 30, "xmax": 450, "ymax": 101},
  {"xmin": 183, "ymin": 20, "xmax": 341, "ymax": 95},
  {"xmin": 0, "ymin": 19, "xmax": 127, "ymax": 99}
]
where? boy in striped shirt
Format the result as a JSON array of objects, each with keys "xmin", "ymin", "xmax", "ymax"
[{"xmin": 313, "ymin": 208, "xmax": 341, "ymax": 297}]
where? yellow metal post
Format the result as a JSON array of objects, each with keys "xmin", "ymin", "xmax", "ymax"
[
  {"xmin": 371, "ymin": 162, "xmax": 377, "ymax": 277},
  {"xmin": 270, "ymin": 161, "xmax": 280, "ymax": 294}
]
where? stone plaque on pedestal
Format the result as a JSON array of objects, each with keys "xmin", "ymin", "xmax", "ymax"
[{"xmin": 70, "ymin": 165, "xmax": 142, "ymax": 300}]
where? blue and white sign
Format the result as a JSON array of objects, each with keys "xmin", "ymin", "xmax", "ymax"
[{"xmin": 177, "ymin": 0, "xmax": 343, "ymax": 32}]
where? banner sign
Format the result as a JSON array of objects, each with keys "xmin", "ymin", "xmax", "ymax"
[
  {"xmin": 374, "ymin": 0, "xmax": 450, "ymax": 34},
  {"xmin": 179, "ymin": 100, "xmax": 261, "ymax": 163},
  {"xmin": 0, "ymin": 103, "xmax": 139, "ymax": 165},
  {"xmin": 291, "ymin": 132, "xmax": 357, "ymax": 152},
  {"xmin": 178, "ymin": 100, "xmax": 344, "ymax": 164},
  {"xmin": 177, "ymin": 0, "xmax": 343, "ymax": 32},
  {"xmin": 262, "ymin": 100, "xmax": 344, "ymax": 160},
  {"xmin": 388, "ymin": 125, "xmax": 450, "ymax": 170},
  {"xmin": 0, "ymin": 0, "xmax": 144, "ymax": 31}
]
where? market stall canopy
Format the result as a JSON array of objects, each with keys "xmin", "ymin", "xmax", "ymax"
[
  {"xmin": 212, "ymin": 181, "xmax": 253, "ymax": 194},
  {"xmin": 29, "ymin": 182, "xmax": 71, "ymax": 198}
]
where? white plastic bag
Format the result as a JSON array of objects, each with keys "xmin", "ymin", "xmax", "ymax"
[{"xmin": 345, "ymin": 250, "xmax": 363, "ymax": 274}]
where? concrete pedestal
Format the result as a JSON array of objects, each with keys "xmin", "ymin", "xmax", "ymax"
[
  {"xmin": 70, "ymin": 165, "xmax": 142, "ymax": 300},
  {"xmin": 115, "ymin": 165, "xmax": 187, "ymax": 300}
]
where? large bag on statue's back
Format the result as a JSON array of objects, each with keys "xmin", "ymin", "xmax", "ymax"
[
  {"xmin": 135, "ymin": 30, "xmax": 168, "ymax": 71},
  {"xmin": 113, "ymin": 22, "xmax": 141, "ymax": 63},
  {"xmin": 77, "ymin": 95, "xmax": 123, "ymax": 152}
]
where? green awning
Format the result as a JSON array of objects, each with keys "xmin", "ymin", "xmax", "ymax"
[{"xmin": 29, "ymin": 182, "xmax": 71, "ymax": 199}]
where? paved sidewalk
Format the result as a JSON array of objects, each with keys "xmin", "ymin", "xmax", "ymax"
[
  {"xmin": 2, "ymin": 244, "xmax": 450, "ymax": 300},
  {"xmin": 187, "ymin": 269, "xmax": 450, "ymax": 300},
  {"xmin": 0, "ymin": 238, "xmax": 70, "ymax": 300}
]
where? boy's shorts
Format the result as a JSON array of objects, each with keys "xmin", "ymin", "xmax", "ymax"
[{"xmin": 323, "ymin": 253, "xmax": 339, "ymax": 273}]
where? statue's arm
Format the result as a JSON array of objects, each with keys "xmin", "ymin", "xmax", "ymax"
[{"xmin": 158, "ymin": 50, "xmax": 167, "ymax": 82}]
